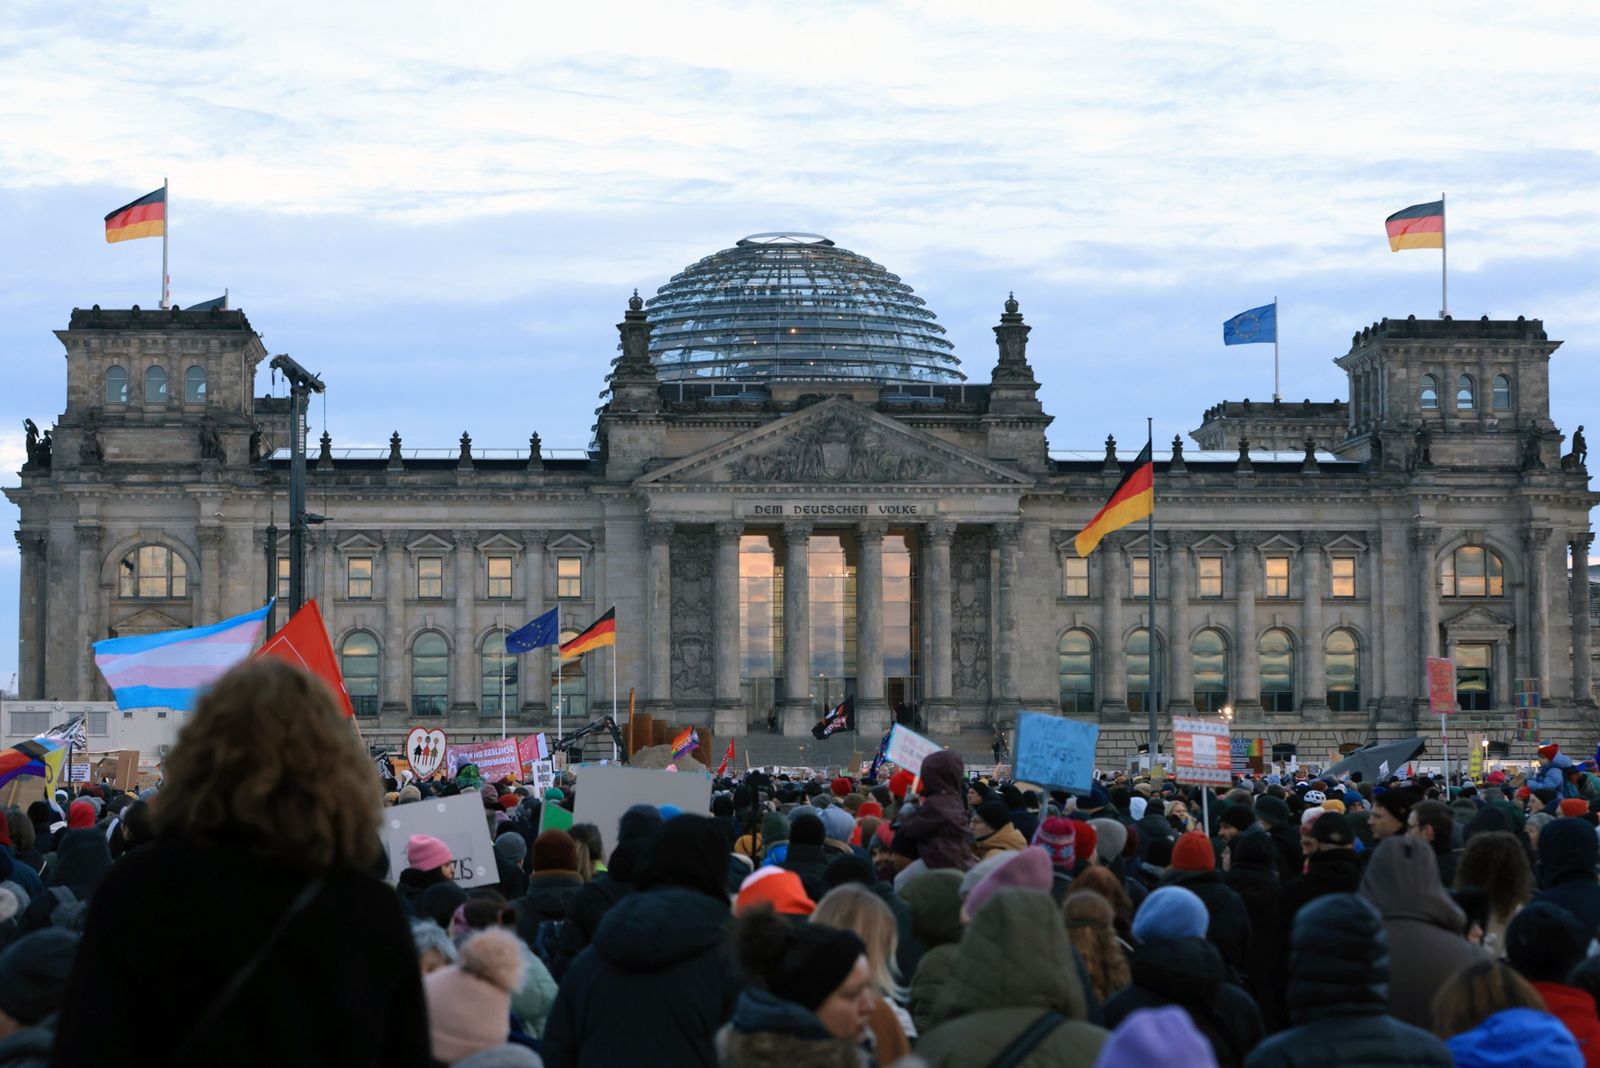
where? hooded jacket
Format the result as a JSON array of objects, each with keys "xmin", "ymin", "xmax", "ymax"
[
  {"xmin": 1102, "ymin": 935, "xmax": 1262, "ymax": 1067},
  {"xmin": 893, "ymin": 752, "xmax": 977, "ymax": 872},
  {"xmin": 1243, "ymin": 893, "xmax": 1454, "ymax": 1068},
  {"xmin": 1223, "ymin": 831, "xmax": 1286, "ymax": 1033},
  {"xmin": 1357, "ymin": 837, "xmax": 1486, "ymax": 1030},
  {"xmin": 1280, "ymin": 847, "xmax": 1363, "ymax": 928},
  {"xmin": 915, "ymin": 888, "xmax": 1107, "ymax": 1067},
  {"xmin": 1446, "ymin": 1008, "xmax": 1584, "ymax": 1068},
  {"xmin": 1159, "ymin": 868, "xmax": 1251, "ymax": 975},
  {"xmin": 1532, "ymin": 818, "xmax": 1600, "ymax": 942},
  {"xmin": 973, "ymin": 824, "xmax": 1028, "ymax": 861},
  {"xmin": 715, "ymin": 988, "xmax": 870, "ymax": 1068},
  {"xmin": 901, "ymin": 869, "xmax": 965, "ymax": 1035}
]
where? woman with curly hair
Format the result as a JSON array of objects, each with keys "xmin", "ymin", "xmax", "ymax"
[
  {"xmin": 1065, "ymin": 863, "xmax": 1136, "ymax": 944},
  {"xmin": 1062, "ymin": 889, "xmax": 1131, "ymax": 1002},
  {"xmin": 53, "ymin": 659, "xmax": 428, "ymax": 1067},
  {"xmin": 1454, "ymin": 831, "xmax": 1532, "ymax": 958}
]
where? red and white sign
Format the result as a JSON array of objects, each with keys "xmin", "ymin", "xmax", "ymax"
[
  {"xmin": 1427, "ymin": 657, "xmax": 1456, "ymax": 714},
  {"xmin": 446, "ymin": 738, "xmax": 521, "ymax": 782},
  {"xmin": 1173, "ymin": 716, "xmax": 1232, "ymax": 786},
  {"xmin": 405, "ymin": 727, "xmax": 448, "ymax": 779}
]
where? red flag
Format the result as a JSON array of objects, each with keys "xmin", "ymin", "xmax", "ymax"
[
  {"xmin": 254, "ymin": 600, "xmax": 354, "ymax": 717},
  {"xmin": 715, "ymin": 738, "xmax": 735, "ymax": 777}
]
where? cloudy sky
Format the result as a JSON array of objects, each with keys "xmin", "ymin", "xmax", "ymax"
[{"xmin": 2, "ymin": 1, "xmax": 1598, "ymax": 692}]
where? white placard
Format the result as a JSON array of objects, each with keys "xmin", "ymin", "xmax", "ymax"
[
  {"xmin": 382, "ymin": 794, "xmax": 496, "ymax": 889},
  {"xmin": 570, "ymin": 764, "xmax": 713, "ymax": 860},
  {"xmin": 885, "ymin": 723, "xmax": 942, "ymax": 775}
]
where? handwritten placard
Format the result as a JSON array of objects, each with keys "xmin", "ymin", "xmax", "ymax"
[
  {"xmin": 1427, "ymin": 657, "xmax": 1455, "ymax": 715},
  {"xmin": 1013, "ymin": 711, "xmax": 1100, "ymax": 794},
  {"xmin": 885, "ymin": 724, "xmax": 942, "ymax": 775}
]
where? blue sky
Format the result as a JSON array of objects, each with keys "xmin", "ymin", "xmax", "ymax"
[{"xmin": 2, "ymin": 1, "xmax": 1598, "ymax": 693}]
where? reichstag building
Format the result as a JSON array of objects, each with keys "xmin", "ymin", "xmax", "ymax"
[{"xmin": 8, "ymin": 232, "xmax": 1597, "ymax": 761}]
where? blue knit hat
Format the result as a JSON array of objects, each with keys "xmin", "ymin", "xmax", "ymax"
[{"xmin": 1132, "ymin": 886, "xmax": 1209, "ymax": 942}]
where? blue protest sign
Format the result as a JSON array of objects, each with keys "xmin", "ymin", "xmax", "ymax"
[{"xmin": 1012, "ymin": 711, "xmax": 1100, "ymax": 794}]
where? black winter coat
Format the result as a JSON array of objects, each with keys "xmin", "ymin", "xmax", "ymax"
[
  {"xmin": 542, "ymin": 887, "xmax": 739, "ymax": 1068},
  {"xmin": 1243, "ymin": 893, "xmax": 1453, "ymax": 1067},
  {"xmin": 1532, "ymin": 817, "xmax": 1600, "ymax": 941},
  {"xmin": 780, "ymin": 842, "xmax": 832, "ymax": 901},
  {"xmin": 1280, "ymin": 849, "xmax": 1363, "ymax": 929},
  {"xmin": 551, "ymin": 872, "xmax": 632, "ymax": 980},
  {"xmin": 1160, "ymin": 869, "xmax": 1252, "ymax": 975},
  {"xmin": 1224, "ymin": 861, "xmax": 1286, "ymax": 1033},
  {"xmin": 1104, "ymin": 936, "xmax": 1262, "ymax": 1066},
  {"xmin": 53, "ymin": 838, "xmax": 428, "ymax": 1067},
  {"xmin": 514, "ymin": 871, "xmax": 584, "ymax": 951},
  {"xmin": 1264, "ymin": 824, "xmax": 1304, "ymax": 885}
]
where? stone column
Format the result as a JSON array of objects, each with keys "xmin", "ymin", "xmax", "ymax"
[
  {"xmin": 75, "ymin": 525, "xmax": 100, "ymax": 699},
  {"xmin": 1495, "ymin": 641, "xmax": 1512, "ymax": 710},
  {"xmin": 451, "ymin": 530, "xmax": 477, "ymax": 711},
  {"xmin": 713, "ymin": 521, "xmax": 744, "ymax": 735},
  {"xmin": 381, "ymin": 531, "xmax": 407, "ymax": 712},
  {"xmin": 1099, "ymin": 534, "xmax": 1127, "ymax": 717},
  {"xmin": 43, "ymin": 526, "xmax": 74, "ymax": 700},
  {"xmin": 990, "ymin": 522, "xmax": 1022, "ymax": 717},
  {"xmin": 780, "ymin": 521, "xmax": 813, "ymax": 735},
  {"xmin": 1233, "ymin": 532, "xmax": 1261, "ymax": 716},
  {"xmin": 645, "ymin": 521, "xmax": 675, "ymax": 713},
  {"xmin": 1412, "ymin": 526, "xmax": 1441, "ymax": 711},
  {"xmin": 855, "ymin": 521, "xmax": 889, "ymax": 736},
  {"xmin": 14, "ymin": 532, "xmax": 45, "ymax": 699},
  {"xmin": 316, "ymin": 530, "xmax": 336, "ymax": 613},
  {"xmin": 1573, "ymin": 532, "xmax": 1596, "ymax": 706},
  {"xmin": 1525, "ymin": 527, "xmax": 1551, "ymax": 703},
  {"xmin": 521, "ymin": 531, "xmax": 549, "ymax": 717},
  {"xmin": 1300, "ymin": 532, "xmax": 1329, "ymax": 718},
  {"xmin": 1167, "ymin": 532, "xmax": 1194, "ymax": 714},
  {"xmin": 923, "ymin": 520, "xmax": 956, "ymax": 730},
  {"xmin": 197, "ymin": 525, "xmax": 225, "ymax": 625}
]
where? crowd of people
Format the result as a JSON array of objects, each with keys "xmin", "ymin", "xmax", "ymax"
[{"xmin": 4, "ymin": 657, "xmax": 1600, "ymax": 1067}]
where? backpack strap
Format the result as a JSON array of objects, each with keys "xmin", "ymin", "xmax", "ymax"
[{"xmin": 987, "ymin": 1010, "xmax": 1066, "ymax": 1068}]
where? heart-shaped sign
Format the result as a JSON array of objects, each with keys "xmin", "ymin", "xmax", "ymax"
[{"xmin": 406, "ymin": 727, "xmax": 448, "ymax": 780}]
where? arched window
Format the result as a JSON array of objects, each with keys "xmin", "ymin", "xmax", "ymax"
[
  {"xmin": 554, "ymin": 629, "xmax": 589, "ymax": 721},
  {"xmin": 1259, "ymin": 628, "xmax": 1296, "ymax": 712},
  {"xmin": 1325, "ymin": 629, "xmax": 1360, "ymax": 712},
  {"xmin": 1419, "ymin": 374, "xmax": 1439, "ymax": 410},
  {"xmin": 184, "ymin": 365, "xmax": 207, "ymax": 403},
  {"xmin": 1058, "ymin": 629, "xmax": 1095, "ymax": 713},
  {"xmin": 106, "ymin": 366, "xmax": 128, "ymax": 404},
  {"xmin": 481, "ymin": 631, "xmax": 518, "ymax": 716},
  {"xmin": 117, "ymin": 545, "xmax": 188, "ymax": 599},
  {"xmin": 1441, "ymin": 545, "xmax": 1504, "ymax": 597},
  {"xmin": 341, "ymin": 632, "xmax": 380, "ymax": 716},
  {"xmin": 1492, "ymin": 374, "xmax": 1512, "ymax": 410},
  {"xmin": 1456, "ymin": 374, "xmax": 1475, "ymax": 410},
  {"xmin": 145, "ymin": 366, "xmax": 169, "ymax": 404},
  {"xmin": 411, "ymin": 632, "xmax": 449, "ymax": 715},
  {"xmin": 1125, "ymin": 628, "xmax": 1163, "ymax": 715},
  {"xmin": 1192, "ymin": 627, "xmax": 1229, "ymax": 713}
]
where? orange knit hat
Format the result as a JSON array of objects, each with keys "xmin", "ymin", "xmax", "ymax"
[{"xmin": 736, "ymin": 868, "xmax": 815, "ymax": 916}]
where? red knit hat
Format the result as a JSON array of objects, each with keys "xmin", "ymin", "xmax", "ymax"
[
  {"xmin": 67, "ymin": 800, "xmax": 96, "ymax": 830},
  {"xmin": 1031, "ymin": 817, "xmax": 1077, "ymax": 869},
  {"xmin": 736, "ymin": 868, "xmax": 815, "ymax": 916},
  {"xmin": 856, "ymin": 801, "xmax": 883, "ymax": 820},
  {"xmin": 830, "ymin": 776, "xmax": 852, "ymax": 797},
  {"xmin": 1559, "ymin": 798, "xmax": 1589, "ymax": 818},
  {"xmin": 1072, "ymin": 820, "xmax": 1099, "ymax": 863},
  {"xmin": 888, "ymin": 770, "xmax": 916, "ymax": 800},
  {"xmin": 1540, "ymin": 743, "xmax": 1561, "ymax": 762},
  {"xmin": 1171, "ymin": 831, "xmax": 1215, "ymax": 872},
  {"xmin": 498, "ymin": 793, "xmax": 521, "ymax": 811}
]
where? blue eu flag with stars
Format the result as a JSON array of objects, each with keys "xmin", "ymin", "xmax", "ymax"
[
  {"xmin": 506, "ymin": 607, "xmax": 559, "ymax": 654},
  {"xmin": 1223, "ymin": 303, "xmax": 1276, "ymax": 345}
]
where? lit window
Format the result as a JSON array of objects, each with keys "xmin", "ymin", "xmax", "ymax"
[
  {"xmin": 417, "ymin": 556, "xmax": 444, "ymax": 599},
  {"xmin": 1063, "ymin": 557, "xmax": 1088, "ymax": 598},
  {"xmin": 1441, "ymin": 546, "xmax": 1503, "ymax": 598},
  {"xmin": 1455, "ymin": 642, "xmax": 1493, "ymax": 711},
  {"xmin": 1330, "ymin": 556, "xmax": 1357, "ymax": 598},
  {"xmin": 184, "ymin": 365, "xmax": 207, "ymax": 403},
  {"xmin": 145, "ymin": 366, "xmax": 168, "ymax": 404},
  {"xmin": 1492, "ymin": 375, "xmax": 1512, "ymax": 410},
  {"xmin": 1420, "ymin": 374, "xmax": 1439, "ymax": 410},
  {"xmin": 1192, "ymin": 628, "xmax": 1228, "ymax": 712},
  {"xmin": 106, "ymin": 366, "xmax": 128, "ymax": 404},
  {"xmin": 1456, "ymin": 374, "xmax": 1476, "ymax": 410},
  {"xmin": 557, "ymin": 556, "xmax": 583, "ymax": 599},
  {"xmin": 487, "ymin": 556, "xmax": 513, "ymax": 599},
  {"xmin": 1058, "ymin": 629, "xmax": 1095, "ymax": 713},
  {"xmin": 118, "ymin": 545, "xmax": 188, "ymax": 599},
  {"xmin": 341, "ymin": 632, "xmax": 380, "ymax": 716},
  {"xmin": 1326, "ymin": 629, "xmax": 1360, "ymax": 711},
  {"xmin": 276, "ymin": 556, "xmax": 291, "ymax": 601},
  {"xmin": 1260, "ymin": 629, "xmax": 1296, "ymax": 712},
  {"xmin": 1198, "ymin": 555, "xmax": 1224, "ymax": 598},
  {"xmin": 1264, "ymin": 555, "xmax": 1290, "ymax": 598},
  {"xmin": 411, "ymin": 632, "xmax": 448, "ymax": 715},
  {"xmin": 347, "ymin": 557, "xmax": 373, "ymax": 600},
  {"xmin": 1131, "ymin": 557, "xmax": 1150, "ymax": 598}
]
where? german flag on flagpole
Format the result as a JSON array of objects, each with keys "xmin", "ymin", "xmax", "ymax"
[
  {"xmin": 104, "ymin": 187, "xmax": 167, "ymax": 243},
  {"xmin": 560, "ymin": 607, "xmax": 616, "ymax": 659},
  {"xmin": 1385, "ymin": 199, "xmax": 1444, "ymax": 251},
  {"xmin": 1074, "ymin": 439, "xmax": 1154, "ymax": 557}
]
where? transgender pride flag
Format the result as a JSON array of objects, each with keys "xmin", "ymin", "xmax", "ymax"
[{"xmin": 93, "ymin": 601, "xmax": 273, "ymax": 711}]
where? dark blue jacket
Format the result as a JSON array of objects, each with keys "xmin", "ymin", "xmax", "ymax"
[{"xmin": 1533, "ymin": 818, "xmax": 1600, "ymax": 942}]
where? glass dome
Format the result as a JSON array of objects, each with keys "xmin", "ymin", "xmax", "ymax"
[{"xmin": 645, "ymin": 232, "xmax": 965, "ymax": 385}]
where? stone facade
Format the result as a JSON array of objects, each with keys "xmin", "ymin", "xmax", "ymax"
[{"xmin": 8, "ymin": 299, "xmax": 1599, "ymax": 762}]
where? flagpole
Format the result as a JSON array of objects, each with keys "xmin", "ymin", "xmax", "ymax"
[
  {"xmin": 499, "ymin": 603, "xmax": 507, "ymax": 740},
  {"xmin": 611, "ymin": 639, "xmax": 618, "ymax": 761},
  {"xmin": 1440, "ymin": 192, "xmax": 1448, "ymax": 318},
  {"xmin": 556, "ymin": 603, "xmax": 563, "ymax": 745},
  {"xmin": 1147, "ymin": 417, "xmax": 1159, "ymax": 770},
  {"xmin": 1272, "ymin": 296, "xmax": 1280, "ymax": 402},
  {"xmin": 160, "ymin": 177, "xmax": 170, "ymax": 309}
]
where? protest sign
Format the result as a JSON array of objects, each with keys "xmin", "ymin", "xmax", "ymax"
[
  {"xmin": 571, "ymin": 764, "xmax": 713, "ymax": 852},
  {"xmin": 406, "ymin": 727, "xmax": 447, "ymax": 779},
  {"xmin": 532, "ymin": 760, "xmax": 556, "ymax": 793},
  {"xmin": 1427, "ymin": 657, "xmax": 1455, "ymax": 714},
  {"xmin": 381, "ymin": 793, "xmax": 495, "ymax": 888},
  {"xmin": 885, "ymin": 724, "xmax": 941, "ymax": 775},
  {"xmin": 1012, "ymin": 711, "xmax": 1099, "ymax": 794},
  {"xmin": 517, "ymin": 733, "xmax": 551, "ymax": 769},
  {"xmin": 446, "ymin": 738, "xmax": 521, "ymax": 782},
  {"xmin": 1173, "ymin": 716, "xmax": 1232, "ymax": 786},
  {"xmin": 540, "ymin": 802, "xmax": 573, "ymax": 834}
]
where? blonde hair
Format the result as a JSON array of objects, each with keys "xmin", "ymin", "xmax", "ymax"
[
  {"xmin": 1062, "ymin": 890, "xmax": 1131, "ymax": 1001},
  {"xmin": 811, "ymin": 882, "xmax": 905, "ymax": 1001},
  {"xmin": 153, "ymin": 658, "xmax": 381, "ymax": 872}
]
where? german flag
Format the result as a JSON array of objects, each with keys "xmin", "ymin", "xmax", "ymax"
[
  {"xmin": 560, "ymin": 607, "xmax": 616, "ymax": 658},
  {"xmin": 1386, "ymin": 200, "xmax": 1444, "ymax": 251},
  {"xmin": 105, "ymin": 187, "xmax": 167, "ymax": 243},
  {"xmin": 1074, "ymin": 439, "xmax": 1153, "ymax": 557}
]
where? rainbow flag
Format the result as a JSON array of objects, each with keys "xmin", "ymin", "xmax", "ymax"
[
  {"xmin": 1386, "ymin": 200, "xmax": 1444, "ymax": 251},
  {"xmin": 93, "ymin": 601, "xmax": 272, "ymax": 710},
  {"xmin": 0, "ymin": 735, "xmax": 68, "ymax": 791},
  {"xmin": 105, "ymin": 187, "xmax": 167, "ymax": 243},
  {"xmin": 671, "ymin": 726, "xmax": 700, "ymax": 760}
]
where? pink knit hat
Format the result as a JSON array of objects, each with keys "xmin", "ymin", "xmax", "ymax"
[
  {"xmin": 963, "ymin": 847, "xmax": 1054, "ymax": 921},
  {"xmin": 407, "ymin": 834, "xmax": 452, "ymax": 871},
  {"xmin": 424, "ymin": 928, "xmax": 526, "ymax": 1064}
]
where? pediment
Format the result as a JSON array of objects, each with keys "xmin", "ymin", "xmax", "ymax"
[
  {"xmin": 638, "ymin": 398, "xmax": 1029, "ymax": 488},
  {"xmin": 1124, "ymin": 533, "xmax": 1165, "ymax": 554},
  {"xmin": 1190, "ymin": 533, "xmax": 1236, "ymax": 553},
  {"xmin": 111, "ymin": 607, "xmax": 187, "ymax": 636},
  {"xmin": 1258, "ymin": 534, "xmax": 1301, "ymax": 553},
  {"xmin": 337, "ymin": 533, "xmax": 382, "ymax": 553},
  {"xmin": 1324, "ymin": 534, "xmax": 1369, "ymax": 553},
  {"xmin": 477, "ymin": 533, "xmax": 523, "ymax": 553},
  {"xmin": 407, "ymin": 533, "xmax": 453, "ymax": 553},
  {"xmin": 548, "ymin": 533, "xmax": 594, "ymax": 553},
  {"xmin": 1442, "ymin": 605, "xmax": 1514, "ymax": 631}
]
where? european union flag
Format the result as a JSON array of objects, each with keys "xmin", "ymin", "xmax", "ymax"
[
  {"xmin": 506, "ymin": 607, "xmax": 559, "ymax": 654},
  {"xmin": 1223, "ymin": 302, "xmax": 1276, "ymax": 345}
]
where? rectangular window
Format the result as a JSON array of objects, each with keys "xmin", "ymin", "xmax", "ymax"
[
  {"xmin": 1063, "ymin": 557, "xmax": 1089, "ymax": 598},
  {"xmin": 87, "ymin": 710, "xmax": 109, "ymax": 736},
  {"xmin": 487, "ymin": 556, "xmax": 513, "ymax": 599},
  {"xmin": 417, "ymin": 556, "xmax": 444, "ymax": 599},
  {"xmin": 276, "ymin": 556, "xmax": 291, "ymax": 601},
  {"xmin": 1330, "ymin": 556, "xmax": 1356, "ymax": 598},
  {"xmin": 1131, "ymin": 557, "xmax": 1150, "ymax": 598},
  {"xmin": 1198, "ymin": 555, "xmax": 1224, "ymax": 598},
  {"xmin": 557, "ymin": 556, "xmax": 583, "ymax": 599},
  {"xmin": 347, "ymin": 557, "xmax": 373, "ymax": 600},
  {"xmin": 1456, "ymin": 643, "xmax": 1493, "ymax": 711},
  {"xmin": 9, "ymin": 711, "xmax": 48, "ymax": 736},
  {"xmin": 1264, "ymin": 555, "xmax": 1290, "ymax": 598}
]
